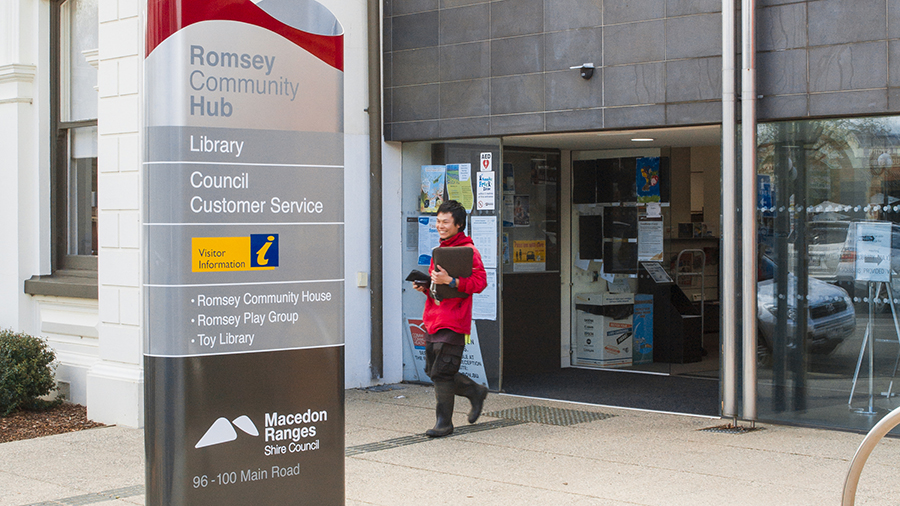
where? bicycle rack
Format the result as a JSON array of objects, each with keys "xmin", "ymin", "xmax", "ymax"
[{"xmin": 842, "ymin": 405, "xmax": 900, "ymax": 505}]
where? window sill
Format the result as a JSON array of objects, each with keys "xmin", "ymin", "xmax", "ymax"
[{"xmin": 25, "ymin": 271, "xmax": 98, "ymax": 299}]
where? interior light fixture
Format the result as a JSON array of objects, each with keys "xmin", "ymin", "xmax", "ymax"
[{"xmin": 631, "ymin": 137, "xmax": 654, "ymax": 142}]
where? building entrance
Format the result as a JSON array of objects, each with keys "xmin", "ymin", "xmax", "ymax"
[{"xmin": 499, "ymin": 127, "xmax": 723, "ymax": 416}]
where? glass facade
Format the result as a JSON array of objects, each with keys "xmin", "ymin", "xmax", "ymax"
[{"xmin": 757, "ymin": 117, "xmax": 900, "ymax": 431}]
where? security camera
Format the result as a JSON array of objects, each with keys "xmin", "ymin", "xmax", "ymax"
[{"xmin": 569, "ymin": 63, "xmax": 595, "ymax": 80}]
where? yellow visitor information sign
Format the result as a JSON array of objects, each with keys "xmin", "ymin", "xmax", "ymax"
[{"xmin": 191, "ymin": 234, "xmax": 279, "ymax": 272}]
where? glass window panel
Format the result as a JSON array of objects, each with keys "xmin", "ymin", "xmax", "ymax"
[
  {"xmin": 757, "ymin": 117, "xmax": 900, "ymax": 432},
  {"xmin": 62, "ymin": 0, "xmax": 98, "ymax": 122},
  {"xmin": 67, "ymin": 127, "xmax": 98, "ymax": 256}
]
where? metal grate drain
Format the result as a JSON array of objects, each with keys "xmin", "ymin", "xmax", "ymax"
[
  {"xmin": 345, "ymin": 419, "xmax": 525, "ymax": 456},
  {"xmin": 483, "ymin": 405, "xmax": 615, "ymax": 426},
  {"xmin": 699, "ymin": 424, "xmax": 765, "ymax": 435}
]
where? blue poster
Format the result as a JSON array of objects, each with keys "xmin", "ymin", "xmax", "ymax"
[
  {"xmin": 757, "ymin": 174, "xmax": 773, "ymax": 211},
  {"xmin": 633, "ymin": 294, "xmax": 653, "ymax": 364},
  {"xmin": 636, "ymin": 157, "xmax": 661, "ymax": 203}
]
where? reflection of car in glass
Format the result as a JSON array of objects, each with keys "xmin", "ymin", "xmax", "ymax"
[
  {"xmin": 758, "ymin": 256, "xmax": 856, "ymax": 356},
  {"xmin": 798, "ymin": 221, "xmax": 851, "ymax": 283},
  {"xmin": 835, "ymin": 221, "xmax": 900, "ymax": 311}
]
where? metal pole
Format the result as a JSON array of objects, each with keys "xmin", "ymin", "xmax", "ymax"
[
  {"xmin": 721, "ymin": 0, "xmax": 738, "ymax": 418},
  {"xmin": 368, "ymin": 0, "xmax": 384, "ymax": 379},
  {"xmin": 741, "ymin": 0, "xmax": 758, "ymax": 420}
]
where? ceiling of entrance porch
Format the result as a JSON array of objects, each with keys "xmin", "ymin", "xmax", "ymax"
[{"xmin": 503, "ymin": 125, "xmax": 721, "ymax": 151}]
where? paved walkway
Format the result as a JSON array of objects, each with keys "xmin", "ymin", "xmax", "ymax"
[{"xmin": 1, "ymin": 383, "xmax": 899, "ymax": 505}]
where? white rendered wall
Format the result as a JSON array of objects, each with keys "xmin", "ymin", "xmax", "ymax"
[
  {"xmin": 88, "ymin": 0, "xmax": 143, "ymax": 427},
  {"xmin": 0, "ymin": 0, "xmax": 43, "ymax": 336},
  {"xmin": 0, "ymin": 1, "xmax": 103, "ymax": 411},
  {"xmin": 324, "ymin": 0, "xmax": 403, "ymax": 388}
]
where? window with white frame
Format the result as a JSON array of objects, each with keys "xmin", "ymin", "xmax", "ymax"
[
  {"xmin": 27, "ymin": 0, "xmax": 99, "ymax": 297},
  {"xmin": 55, "ymin": 0, "xmax": 98, "ymax": 266}
]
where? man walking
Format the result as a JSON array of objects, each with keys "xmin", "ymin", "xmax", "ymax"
[{"xmin": 413, "ymin": 200, "xmax": 488, "ymax": 437}]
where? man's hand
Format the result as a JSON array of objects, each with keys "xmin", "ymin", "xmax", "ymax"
[
  {"xmin": 431, "ymin": 264, "xmax": 453, "ymax": 285},
  {"xmin": 413, "ymin": 281, "xmax": 428, "ymax": 294}
]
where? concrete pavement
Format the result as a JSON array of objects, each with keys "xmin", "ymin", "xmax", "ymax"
[{"xmin": 1, "ymin": 383, "xmax": 899, "ymax": 505}]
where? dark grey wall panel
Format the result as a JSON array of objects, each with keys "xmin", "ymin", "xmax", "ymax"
[
  {"xmin": 392, "ymin": 11, "xmax": 439, "ymax": 50},
  {"xmin": 545, "ymin": 27, "xmax": 602, "ymax": 71},
  {"xmin": 440, "ymin": 79, "xmax": 491, "ymax": 118},
  {"xmin": 808, "ymin": 0, "xmax": 886, "ymax": 46},
  {"xmin": 545, "ymin": 70, "xmax": 603, "ymax": 110},
  {"xmin": 545, "ymin": 0, "xmax": 603, "ymax": 31},
  {"xmin": 666, "ymin": 57, "xmax": 720, "ymax": 102},
  {"xmin": 383, "ymin": 51, "xmax": 393, "ymax": 89},
  {"xmin": 889, "ymin": 0, "xmax": 900, "ymax": 39},
  {"xmin": 492, "ymin": 0, "xmax": 544, "ymax": 37},
  {"xmin": 605, "ymin": 104, "xmax": 665, "ymax": 128},
  {"xmin": 392, "ymin": 47, "xmax": 439, "ymax": 86},
  {"xmin": 667, "ymin": 0, "xmax": 720, "ymax": 16},
  {"xmin": 604, "ymin": 0, "xmax": 665, "ymax": 24},
  {"xmin": 491, "ymin": 113, "xmax": 545, "ymax": 134},
  {"xmin": 889, "ymin": 88, "xmax": 900, "ymax": 111},
  {"xmin": 440, "ymin": 4, "xmax": 491, "ymax": 44},
  {"xmin": 546, "ymin": 108, "xmax": 604, "ymax": 131},
  {"xmin": 891, "ymin": 41, "xmax": 900, "ymax": 87},
  {"xmin": 440, "ymin": 117, "xmax": 491, "ymax": 137},
  {"xmin": 666, "ymin": 13, "xmax": 721, "ymax": 59},
  {"xmin": 604, "ymin": 20, "xmax": 666, "ymax": 65},
  {"xmin": 491, "ymin": 74, "xmax": 544, "ymax": 114},
  {"xmin": 809, "ymin": 90, "xmax": 887, "ymax": 115},
  {"xmin": 392, "ymin": 84, "xmax": 440, "ymax": 121},
  {"xmin": 383, "ymin": 0, "xmax": 900, "ymax": 141},
  {"xmin": 758, "ymin": 3, "xmax": 807, "ymax": 51},
  {"xmin": 391, "ymin": 120, "xmax": 440, "ymax": 140},
  {"xmin": 666, "ymin": 101, "xmax": 721, "ymax": 124},
  {"xmin": 491, "ymin": 35, "xmax": 544, "ymax": 76},
  {"xmin": 809, "ymin": 42, "xmax": 887, "ymax": 92},
  {"xmin": 758, "ymin": 95, "xmax": 808, "ymax": 120},
  {"xmin": 440, "ymin": 42, "xmax": 491, "ymax": 81},
  {"xmin": 605, "ymin": 63, "xmax": 665, "ymax": 106},
  {"xmin": 392, "ymin": 0, "xmax": 438, "ymax": 15},
  {"xmin": 758, "ymin": 50, "xmax": 807, "ymax": 96},
  {"xmin": 440, "ymin": 0, "xmax": 487, "ymax": 7}
]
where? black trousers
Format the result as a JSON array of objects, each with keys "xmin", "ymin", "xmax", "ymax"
[{"xmin": 424, "ymin": 342, "xmax": 464, "ymax": 381}]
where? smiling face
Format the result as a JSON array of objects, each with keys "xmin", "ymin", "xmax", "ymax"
[{"xmin": 436, "ymin": 212, "xmax": 461, "ymax": 240}]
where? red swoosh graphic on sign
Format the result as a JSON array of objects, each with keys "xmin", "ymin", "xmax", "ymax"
[{"xmin": 146, "ymin": 0, "xmax": 343, "ymax": 70}]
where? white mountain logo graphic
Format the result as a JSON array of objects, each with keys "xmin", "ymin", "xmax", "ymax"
[{"xmin": 195, "ymin": 415, "xmax": 260, "ymax": 448}]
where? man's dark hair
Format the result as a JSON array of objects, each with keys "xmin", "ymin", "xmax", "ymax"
[{"xmin": 437, "ymin": 200, "xmax": 466, "ymax": 233}]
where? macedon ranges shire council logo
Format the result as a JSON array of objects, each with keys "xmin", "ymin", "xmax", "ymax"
[
  {"xmin": 192, "ymin": 233, "xmax": 279, "ymax": 273},
  {"xmin": 195, "ymin": 415, "xmax": 260, "ymax": 449}
]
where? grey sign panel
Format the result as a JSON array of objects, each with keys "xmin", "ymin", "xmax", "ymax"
[
  {"xmin": 145, "ymin": 348, "xmax": 345, "ymax": 505},
  {"xmin": 146, "ymin": 281, "xmax": 343, "ymax": 356},
  {"xmin": 145, "ymin": 224, "xmax": 342, "ymax": 285},
  {"xmin": 146, "ymin": 126, "xmax": 344, "ymax": 166},
  {"xmin": 143, "ymin": 1, "xmax": 344, "ymax": 504},
  {"xmin": 145, "ymin": 164, "xmax": 343, "ymax": 225}
]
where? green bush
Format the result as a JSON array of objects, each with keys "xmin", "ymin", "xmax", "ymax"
[{"xmin": 0, "ymin": 329, "xmax": 60, "ymax": 416}]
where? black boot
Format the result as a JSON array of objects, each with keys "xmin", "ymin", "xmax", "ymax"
[
  {"xmin": 454, "ymin": 373, "xmax": 488, "ymax": 424},
  {"xmin": 426, "ymin": 381, "xmax": 455, "ymax": 437}
]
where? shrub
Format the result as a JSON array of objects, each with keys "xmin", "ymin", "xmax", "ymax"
[{"xmin": 0, "ymin": 329, "xmax": 61, "ymax": 416}]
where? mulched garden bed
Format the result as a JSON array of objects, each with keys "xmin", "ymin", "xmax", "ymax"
[{"xmin": 0, "ymin": 403, "xmax": 105, "ymax": 443}]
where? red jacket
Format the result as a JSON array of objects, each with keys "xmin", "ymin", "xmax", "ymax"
[{"xmin": 422, "ymin": 232, "xmax": 487, "ymax": 335}]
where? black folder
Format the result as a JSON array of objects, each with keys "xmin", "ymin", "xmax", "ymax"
[{"xmin": 431, "ymin": 246, "xmax": 473, "ymax": 301}]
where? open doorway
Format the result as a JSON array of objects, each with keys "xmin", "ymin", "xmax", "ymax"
[{"xmin": 499, "ymin": 126, "xmax": 722, "ymax": 416}]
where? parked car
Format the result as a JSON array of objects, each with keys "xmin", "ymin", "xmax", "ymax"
[{"xmin": 758, "ymin": 256, "xmax": 856, "ymax": 356}]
